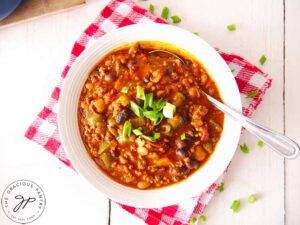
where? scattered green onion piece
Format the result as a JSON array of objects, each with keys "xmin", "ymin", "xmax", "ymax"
[
  {"xmin": 180, "ymin": 133, "xmax": 186, "ymax": 141},
  {"xmin": 133, "ymin": 128, "xmax": 143, "ymax": 136},
  {"xmin": 217, "ymin": 182, "xmax": 225, "ymax": 192},
  {"xmin": 130, "ymin": 101, "xmax": 144, "ymax": 117},
  {"xmin": 170, "ymin": 15, "xmax": 181, "ymax": 24},
  {"xmin": 258, "ymin": 140, "xmax": 264, "ymax": 148},
  {"xmin": 161, "ymin": 7, "xmax": 170, "ymax": 20},
  {"xmin": 193, "ymin": 32, "xmax": 199, "ymax": 36},
  {"xmin": 152, "ymin": 99, "xmax": 167, "ymax": 111},
  {"xmin": 259, "ymin": 54, "xmax": 267, "ymax": 65},
  {"xmin": 144, "ymin": 93, "xmax": 154, "ymax": 109},
  {"xmin": 189, "ymin": 217, "xmax": 197, "ymax": 225},
  {"xmin": 120, "ymin": 86, "xmax": 129, "ymax": 94},
  {"xmin": 248, "ymin": 194, "xmax": 257, "ymax": 204},
  {"xmin": 227, "ymin": 24, "xmax": 236, "ymax": 31},
  {"xmin": 162, "ymin": 124, "xmax": 171, "ymax": 134},
  {"xmin": 246, "ymin": 90, "xmax": 258, "ymax": 99},
  {"xmin": 200, "ymin": 215, "xmax": 206, "ymax": 222},
  {"xmin": 143, "ymin": 111, "xmax": 164, "ymax": 126},
  {"xmin": 149, "ymin": 4, "xmax": 155, "ymax": 13},
  {"xmin": 137, "ymin": 86, "xmax": 145, "ymax": 100},
  {"xmin": 230, "ymin": 199, "xmax": 241, "ymax": 213},
  {"xmin": 163, "ymin": 102, "xmax": 176, "ymax": 118},
  {"xmin": 240, "ymin": 143, "xmax": 250, "ymax": 154},
  {"xmin": 122, "ymin": 121, "xmax": 132, "ymax": 137}
]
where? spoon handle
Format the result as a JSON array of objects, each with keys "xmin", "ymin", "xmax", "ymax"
[{"xmin": 205, "ymin": 93, "xmax": 300, "ymax": 159}]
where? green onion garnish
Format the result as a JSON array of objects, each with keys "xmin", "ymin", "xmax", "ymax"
[
  {"xmin": 122, "ymin": 121, "xmax": 132, "ymax": 137},
  {"xmin": 217, "ymin": 182, "xmax": 224, "ymax": 192},
  {"xmin": 161, "ymin": 7, "xmax": 170, "ymax": 20},
  {"xmin": 248, "ymin": 194, "xmax": 257, "ymax": 204},
  {"xmin": 143, "ymin": 111, "xmax": 164, "ymax": 126},
  {"xmin": 240, "ymin": 143, "xmax": 250, "ymax": 154},
  {"xmin": 200, "ymin": 215, "xmax": 206, "ymax": 222},
  {"xmin": 152, "ymin": 99, "xmax": 167, "ymax": 111},
  {"xmin": 189, "ymin": 217, "xmax": 197, "ymax": 225},
  {"xmin": 227, "ymin": 24, "xmax": 236, "ymax": 31},
  {"xmin": 193, "ymin": 32, "xmax": 199, "ymax": 36},
  {"xmin": 149, "ymin": 4, "xmax": 155, "ymax": 13},
  {"xmin": 258, "ymin": 140, "xmax": 264, "ymax": 148},
  {"xmin": 230, "ymin": 199, "xmax": 241, "ymax": 213},
  {"xmin": 162, "ymin": 124, "xmax": 171, "ymax": 133},
  {"xmin": 163, "ymin": 102, "xmax": 176, "ymax": 118},
  {"xmin": 180, "ymin": 133, "xmax": 186, "ymax": 141},
  {"xmin": 144, "ymin": 93, "xmax": 154, "ymax": 109},
  {"xmin": 133, "ymin": 128, "xmax": 160, "ymax": 142},
  {"xmin": 170, "ymin": 15, "xmax": 181, "ymax": 24},
  {"xmin": 136, "ymin": 86, "xmax": 145, "ymax": 100},
  {"xmin": 133, "ymin": 128, "xmax": 143, "ymax": 136},
  {"xmin": 121, "ymin": 86, "xmax": 129, "ymax": 94},
  {"xmin": 259, "ymin": 54, "xmax": 267, "ymax": 65},
  {"xmin": 130, "ymin": 101, "xmax": 144, "ymax": 117},
  {"xmin": 246, "ymin": 90, "xmax": 258, "ymax": 99}
]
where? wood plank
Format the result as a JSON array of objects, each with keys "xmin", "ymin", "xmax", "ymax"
[
  {"xmin": 284, "ymin": 0, "xmax": 300, "ymax": 224},
  {"xmin": 112, "ymin": 0, "xmax": 285, "ymax": 224},
  {"xmin": 0, "ymin": 0, "xmax": 86, "ymax": 29}
]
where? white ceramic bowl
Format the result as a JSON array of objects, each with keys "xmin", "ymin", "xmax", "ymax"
[{"xmin": 58, "ymin": 23, "xmax": 242, "ymax": 208}]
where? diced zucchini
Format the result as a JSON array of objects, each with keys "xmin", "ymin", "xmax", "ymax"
[
  {"xmin": 100, "ymin": 153, "xmax": 114, "ymax": 169},
  {"xmin": 98, "ymin": 142, "xmax": 110, "ymax": 155}
]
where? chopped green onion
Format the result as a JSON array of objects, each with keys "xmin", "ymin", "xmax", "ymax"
[
  {"xmin": 193, "ymin": 32, "xmax": 199, "ymax": 36},
  {"xmin": 163, "ymin": 102, "xmax": 176, "ymax": 118},
  {"xmin": 161, "ymin": 7, "xmax": 170, "ymax": 20},
  {"xmin": 144, "ymin": 93, "xmax": 154, "ymax": 109},
  {"xmin": 246, "ymin": 90, "xmax": 258, "ymax": 99},
  {"xmin": 152, "ymin": 99, "xmax": 167, "ymax": 111},
  {"xmin": 133, "ymin": 128, "xmax": 160, "ymax": 142},
  {"xmin": 189, "ymin": 217, "xmax": 197, "ymax": 225},
  {"xmin": 180, "ymin": 133, "xmax": 186, "ymax": 141},
  {"xmin": 143, "ymin": 111, "xmax": 164, "ymax": 125},
  {"xmin": 136, "ymin": 86, "xmax": 145, "ymax": 100},
  {"xmin": 200, "ymin": 215, "xmax": 206, "ymax": 222},
  {"xmin": 248, "ymin": 194, "xmax": 257, "ymax": 204},
  {"xmin": 240, "ymin": 143, "xmax": 250, "ymax": 154},
  {"xmin": 258, "ymin": 140, "xmax": 264, "ymax": 148},
  {"xmin": 100, "ymin": 153, "xmax": 114, "ymax": 169},
  {"xmin": 120, "ymin": 86, "xmax": 129, "ymax": 94},
  {"xmin": 170, "ymin": 15, "xmax": 181, "ymax": 24},
  {"xmin": 227, "ymin": 24, "xmax": 236, "ymax": 31},
  {"xmin": 149, "ymin": 4, "xmax": 155, "ymax": 13},
  {"xmin": 133, "ymin": 128, "xmax": 143, "ymax": 136},
  {"xmin": 230, "ymin": 199, "xmax": 241, "ymax": 213},
  {"xmin": 259, "ymin": 54, "xmax": 267, "ymax": 65},
  {"xmin": 130, "ymin": 101, "xmax": 144, "ymax": 117},
  {"xmin": 217, "ymin": 182, "xmax": 225, "ymax": 192},
  {"xmin": 162, "ymin": 124, "xmax": 172, "ymax": 134},
  {"xmin": 122, "ymin": 121, "xmax": 132, "ymax": 137}
]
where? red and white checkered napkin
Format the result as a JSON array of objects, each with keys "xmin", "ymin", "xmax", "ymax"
[{"xmin": 25, "ymin": 0, "xmax": 272, "ymax": 224}]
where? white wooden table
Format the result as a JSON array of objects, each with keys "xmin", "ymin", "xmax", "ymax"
[{"xmin": 0, "ymin": 0, "xmax": 299, "ymax": 224}]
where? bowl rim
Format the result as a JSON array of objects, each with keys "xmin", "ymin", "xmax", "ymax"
[{"xmin": 58, "ymin": 23, "xmax": 242, "ymax": 208}]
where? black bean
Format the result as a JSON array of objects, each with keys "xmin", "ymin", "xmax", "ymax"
[
  {"xmin": 104, "ymin": 72, "xmax": 116, "ymax": 82},
  {"xmin": 144, "ymin": 74, "xmax": 150, "ymax": 83},
  {"xmin": 110, "ymin": 148, "xmax": 120, "ymax": 158},
  {"xmin": 185, "ymin": 158, "xmax": 200, "ymax": 169},
  {"xmin": 115, "ymin": 110, "xmax": 127, "ymax": 123},
  {"xmin": 171, "ymin": 165, "xmax": 189, "ymax": 178},
  {"xmin": 176, "ymin": 146, "xmax": 188, "ymax": 158},
  {"xmin": 175, "ymin": 139, "xmax": 186, "ymax": 149}
]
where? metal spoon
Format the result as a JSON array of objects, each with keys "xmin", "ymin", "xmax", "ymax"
[{"xmin": 150, "ymin": 50, "xmax": 300, "ymax": 159}]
